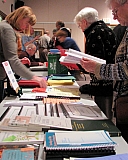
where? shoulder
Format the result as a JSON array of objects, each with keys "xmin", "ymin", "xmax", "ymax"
[{"xmin": 65, "ymin": 37, "xmax": 74, "ymax": 42}]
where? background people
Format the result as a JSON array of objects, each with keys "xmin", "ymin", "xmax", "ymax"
[
  {"xmin": 19, "ymin": 43, "xmax": 44, "ymax": 67},
  {"xmin": 79, "ymin": 0, "xmax": 128, "ymax": 142},
  {"xmin": 0, "ymin": 6, "xmax": 47, "ymax": 102},
  {"xmin": 74, "ymin": 7, "xmax": 117, "ymax": 119},
  {"xmin": 38, "ymin": 29, "xmax": 51, "ymax": 62}
]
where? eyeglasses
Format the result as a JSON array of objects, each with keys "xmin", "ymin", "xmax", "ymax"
[
  {"xmin": 112, "ymin": 1, "xmax": 128, "ymax": 16},
  {"xmin": 77, "ymin": 22, "xmax": 82, "ymax": 29}
]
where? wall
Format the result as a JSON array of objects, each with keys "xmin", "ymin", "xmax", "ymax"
[
  {"xmin": 0, "ymin": 0, "xmax": 15, "ymax": 14},
  {"xmin": 0, "ymin": 0, "xmax": 119, "ymax": 52},
  {"xmin": 24, "ymin": 0, "xmax": 119, "ymax": 52}
]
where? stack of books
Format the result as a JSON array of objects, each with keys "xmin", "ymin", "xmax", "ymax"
[{"xmin": 44, "ymin": 130, "xmax": 116, "ymax": 160}]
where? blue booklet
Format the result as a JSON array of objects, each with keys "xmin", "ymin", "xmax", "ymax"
[
  {"xmin": 45, "ymin": 130, "xmax": 116, "ymax": 149},
  {"xmin": 1, "ymin": 148, "xmax": 34, "ymax": 160}
]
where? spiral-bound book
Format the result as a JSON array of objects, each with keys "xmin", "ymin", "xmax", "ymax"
[{"xmin": 44, "ymin": 130, "xmax": 116, "ymax": 159}]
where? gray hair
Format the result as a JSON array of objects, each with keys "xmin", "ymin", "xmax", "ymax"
[
  {"xmin": 105, "ymin": 0, "xmax": 127, "ymax": 8},
  {"xmin": 25, "ymin": 43, "xmax": 36, "ymax": 50},
  {"xmin": 74, "ymin": 7, "xmax": 99, "ymax": 24}
]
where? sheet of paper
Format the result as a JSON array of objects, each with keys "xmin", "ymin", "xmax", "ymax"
[{"xmin": 2, "ymin": 61, "xmax": 19, "ymax": 92}]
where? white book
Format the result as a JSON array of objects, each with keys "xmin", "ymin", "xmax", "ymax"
[{"xmin": 59, "ymin": 49, "xmax": 106, "ymax": 64}]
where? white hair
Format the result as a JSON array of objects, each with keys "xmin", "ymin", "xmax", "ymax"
[
  {"xmin": 25, "ymin": 43, "xmax": 36, "ymax": 50},
  {"xmin": 74, "ymin": 7, "xmax": 99, "ymax": 24},
  {"xmin": 105, "ymin": 0, "xmax": 127, "ymax": 8}
]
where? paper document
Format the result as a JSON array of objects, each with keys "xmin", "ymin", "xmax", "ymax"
[{"xmin": 2, "ymin": 61, "xmax": 19, "ymax": 92}]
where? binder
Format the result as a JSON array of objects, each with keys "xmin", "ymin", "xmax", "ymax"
[{"xmin": 44, "ymin": 130, "xmax": 116, "ymax": 160}]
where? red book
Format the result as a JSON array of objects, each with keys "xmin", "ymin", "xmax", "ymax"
[{"xmin": 60, "ymin": 62, "xmax": 79, "ymax": 70}]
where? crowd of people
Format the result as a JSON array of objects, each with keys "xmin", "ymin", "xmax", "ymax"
[{"xmin": 0, "ymin": 0, "xmax": 128, "ymax": 143}]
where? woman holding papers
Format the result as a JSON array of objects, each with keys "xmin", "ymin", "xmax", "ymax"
[
  {"xmin": 0, "ymin": 6, "xmax": 47, "ymax": 102},
  {"xmin": 79, "ymin": 0, "xmax": 128, "ymax": 143},
  {"xmin": 74, "ymin": 7, "xmax": 117, "ymax": 119}
]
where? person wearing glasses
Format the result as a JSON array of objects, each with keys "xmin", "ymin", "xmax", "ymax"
[
  {"xmin": 79, "ymin": 0, "xmax": 128, "ymax": 142},
  {"xmin": 19, "ymin": 43, "xmax": 44, "ymax": 67},
  {"xmin": 74, "ymin": 7, "xmax": 117, "ymax": 120},
  {"xmin": 0, "ymin": 6, "xmax": 47, "ymax": 102}
]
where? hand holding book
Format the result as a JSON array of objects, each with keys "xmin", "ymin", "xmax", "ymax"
[{"xmin": 59, "ymin": 49, "xmax": 106, "ymax": 71}]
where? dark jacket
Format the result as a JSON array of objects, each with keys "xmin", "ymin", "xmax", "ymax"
[{"xmin": 84, "ymin": 20, "xmax": 117, "ymax": 96}]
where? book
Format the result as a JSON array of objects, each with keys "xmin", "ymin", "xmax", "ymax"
[
  {"xmin": 60, "ymin": 61, "xmax": 80, "ymax": 70},
  {"xmin": 48, "ymin": 75, "xmax": 76, "ymax": 81},
  {"xmin": 19, "ymin": 93, "xmax": 47, "ymax": 100},
  {"xmin": 46, "ymin": 86, "xmax": 80, "ymax": 99},
  {"xmin": 47, "ymin": 79, "xmax": 74, "ymax": 86},
  {"xmin": 44, "ymin": 130, "xmax": 116, "ymax": 159},
  {"xmin": 59, "ymin": 49, "xmax": 106, "ymax": 65},
  {"xmin": 60, "ymin": 102, "xmax": 104, "ymax": 119},
  {"xmin": 71, "ymin": 119, "xmax": 121, "ymax": 137},
  {"xmin": 0, "ymin": 131, "xmax": 44, "ymax": 145},
  {"xmin": 1, "ymin": 147, "xmax": 35, "ymax": 160},
  {"xmin": 6, "ymin": 115, "xmax": 72, "ymax": 131},
  {"xmin": 69, "ymin": 153, "xmax": 128, "ymax": 160}
]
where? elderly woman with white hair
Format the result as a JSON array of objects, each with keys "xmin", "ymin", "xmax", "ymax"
[{"xmin": 74, "ymin": 7, "xmax": 117, "ymax": 119}]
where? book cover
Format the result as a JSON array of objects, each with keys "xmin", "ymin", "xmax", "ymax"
[
  {"xmin": 45, "ymin": 130, "xmax": 116, "ymax": 149},
  {"xmin": 0, "ymin": 131, "xmax": 44, "ymax": 145},
  {"xmin": 46, "ymin": 87, "xmax": 80, "ymax": 99},
  {"xmin": 60, "ymin": 62, "xmax": 80, "ymax": 70},
  {"xmin": 71, "ymin": 119, "xmax": 121, "ymax": 137},
  {"xmin": 1, "ymin": 148, "xmax": 34, "ymax": 160}
]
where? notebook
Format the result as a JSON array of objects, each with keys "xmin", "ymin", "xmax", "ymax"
[{"xmin": 44, "ymin": 130, "xmax": 116, "ymax": 159}]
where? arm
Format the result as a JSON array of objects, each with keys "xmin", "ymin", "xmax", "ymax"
[
  {"xmin": 80, "ymin": 58, "xmax": 128, "ymax": 81},
  {"xmin": 24, "ymin": 35, "xmax": 40, "ymax": 47},
  {"xmin": 1, "ymin": 25, "xmax": 47, "ymax": 88}
]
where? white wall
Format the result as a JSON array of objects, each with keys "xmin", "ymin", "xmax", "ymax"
[
  {"xmin": 0, "ymin": 0, "xmax": 119, "ymax": 52},
  {"xmin": 0, "ymin": 0, "xmax": 15, "ymax": 14}
]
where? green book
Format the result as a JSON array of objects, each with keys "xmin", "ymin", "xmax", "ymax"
[{"xmin": 71, "ymin": 119, "xmax": 121, "ymax": 137}]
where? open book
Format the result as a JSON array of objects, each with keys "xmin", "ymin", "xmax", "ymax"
[{"xmin": 59, "ymin": 49, "xmax": 106, "ymax": 69}]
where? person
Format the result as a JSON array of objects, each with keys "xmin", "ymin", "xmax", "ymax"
[
  {"xmin": 49, "ymin": 28, "xmax": 57, "ymax": 49},
  {"xmin": 79, "ymin": 0, "xmax": 128, "ymax": 142},
  {"xmin": 113, "ymin": 24, "xmax": 127, "ymax": 46},
  {"xmin": 55, "ymin": 30, "xmax": 82, "ymax": 80},
  {"xmin": 21, "ymin": 25, "xmax": 40, "ymax": 52},
  {"xmin": 38, "ymin": 29, "xmax": 51, "ymax": 62},
  {"xmin": 0, "ymin": 6, "xmax": 47, "ymax": 103},
  {"xmin": 56, "ymin": 20, "xmax": 71, "ymax": 36},
  {"xmin": 74, "ymin": 7, "xmax": 117, "ymax": 119},
  {"xmin": 55, "ymin": 20, "xmax": 71, "ymax": 48},
  {"xmin": 55, "ymin": 30, "xmax": 80, "ymax": 51},
  {"xmin": 19, "ymin": 43, "xmax": 44, "ymax": 67}
]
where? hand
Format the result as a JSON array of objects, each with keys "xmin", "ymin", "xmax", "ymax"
[
  {"xmin": 38, "ymin": 62, "xmax": 44, "ymax": 66},
  {"xmin": 20, "ymin": 57, "xmax": 31, "ymax": 66},
  {"xmin": 80, "ymin": 58, "xmax": 97, "ymax": 73},
  {"xmin": 35, "ymin": 35, "xmax": 40, "ymax": 40},
  {"xmin": 32, "ymin": 76, "xmax": 47, "ymax": 88}
]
